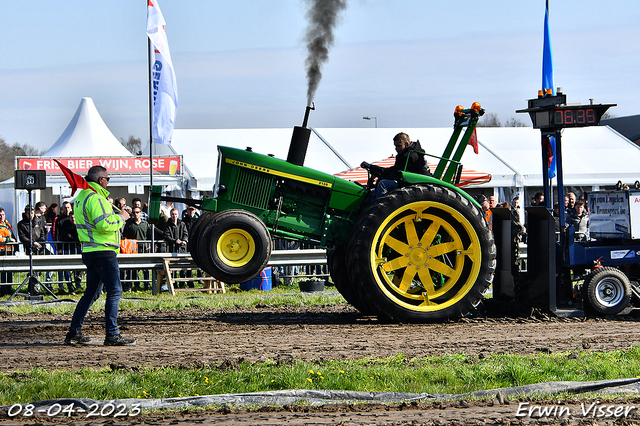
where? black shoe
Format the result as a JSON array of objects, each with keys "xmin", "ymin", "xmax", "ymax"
[
  {"xmin": 104, "ymin": 334, "xmax": 136, "ymax": 346},
  {"xmin": 65, "ymin": 332, "xmax": 91, "ymax": 345}
]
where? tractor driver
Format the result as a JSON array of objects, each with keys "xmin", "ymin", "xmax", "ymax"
[{"xmin": 361, "ymin": 132, "xmax": 432, "ymax": 198}]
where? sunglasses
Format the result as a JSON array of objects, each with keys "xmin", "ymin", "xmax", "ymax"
[
  {"xmin": 133, "ymin": 211, "xmax": 142, "ymax": 214},
  {"xmin": 100, "ymin": 176, "xmax": 111, "ymax": 182}
]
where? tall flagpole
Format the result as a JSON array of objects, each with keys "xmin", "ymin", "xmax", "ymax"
[
  {"xmin": 147, "ymin": 19, "xmax": 155, "ymax": 254},
  {"xmin": 147, "ymin": 0, "xmax": 177, "ymax": 260}
]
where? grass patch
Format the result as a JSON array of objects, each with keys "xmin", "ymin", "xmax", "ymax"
[
  {"xmin": 3, "ymin": 349, "xmax": 640, "ymax": 405},
  {"xmin": 0, "ymin": 280, "xmax": 345, "ymax": 316}
]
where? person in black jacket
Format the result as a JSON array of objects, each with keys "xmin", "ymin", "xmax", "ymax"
[
  {"xmin": 361, "ymin": 132, "xmax": 431, "ymax": 198},
  {"xmin": 164, "ymin": 208, "xmax": 188, "ymax": 253},
  {"xmin": 164, "ymin": 208, "xmax": 190, "ymax": 287},
  {"xmin": 18, "ymin": 205, "xmax": 51, "ymax": 292},
  {"xmin": 54, "ymin": 202, "xmax": 78, "ymax": 294},
  {"xmin": 18, "ymin": 206, "xmax": 46, "ymax": 255}
]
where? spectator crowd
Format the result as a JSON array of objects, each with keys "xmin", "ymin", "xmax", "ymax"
[{"xmin": 0, "ymin": 197, "xmax": 203, "ymax": 296}]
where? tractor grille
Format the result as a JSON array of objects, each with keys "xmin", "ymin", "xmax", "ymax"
[{"xmin": 231, "ymin": 168, "xmax": 273, "ymax": 210}]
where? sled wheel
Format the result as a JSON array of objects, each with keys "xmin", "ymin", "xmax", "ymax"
[
  {"xmin": 328, "ymin": 245, "xmax": 373, "ymax": 314},
  {"xmin": 188, "ymin": 211, "xmax": 216, "ymax": 269},
  {"xmin": 585, "ymin": 267, "xmax": 631, "ymax": 315},
  {"xmin": 347, "ymin": 185, "xmax": 495, "ymax": 322},
  {"xmin": 197, "ymin": 210, "xmax": 272, "ymax": 284}
]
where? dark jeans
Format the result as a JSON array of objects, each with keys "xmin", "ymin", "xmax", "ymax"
[
  {"xmin": 375, "ymin": 179, "xmax": 398, "ymax": 198},
  {"xmin": 58, "ymin": 245, "xmax": 83, "ymax": 291},
  {"xmin": 69, "ymin": 251, "xmax": 122, "ymax": 337},
  {"xmin": 0, "ymin": 272, "xmax": 12, "ymax": 296},
  {"xmin": 127, "ymin": 269, "xmax": 150, "ymax": 289},
  {"xmin": 0, "ymin": 248, "xmax": 12, "ymax": 295}
]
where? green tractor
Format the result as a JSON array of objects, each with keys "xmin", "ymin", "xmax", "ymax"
[{"xmin": 150, "ymin": 103, "xmax": 496, "ymax": 322}]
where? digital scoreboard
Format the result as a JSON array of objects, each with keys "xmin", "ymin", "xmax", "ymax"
[{"xmin": 516, "ymin": 93, "xmax": 615, "ymax": 130}]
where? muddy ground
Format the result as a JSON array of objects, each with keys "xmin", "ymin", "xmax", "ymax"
[{"xmin": 2, "ymin": 302, "xmax": 640, "ymax": 425}]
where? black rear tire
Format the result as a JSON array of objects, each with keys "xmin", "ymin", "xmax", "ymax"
[
  {"xmin": 328, "ymin": 245, "xmax": 373, "ymax": 314},
  {"xmin": 585, "ymin": 267, "xmax": 631, "ymax": 315},
  {"xmin": 347, "ymin": 185, "xmax": 495, "ymax": 322},
  {"xmin": 197, "ymin": 210, "xmax": 272, "ymax": 284}
]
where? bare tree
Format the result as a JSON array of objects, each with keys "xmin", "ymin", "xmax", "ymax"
[
  {"xmin": 477, "ymin": 112, "xmax": 501, "ymax": 127},
  {"xmin": 0, "ymin": 136, "xmax": 44, "ymax": 182},
  {"xmin": 120, "ymin": 135, "xmax": 142, "ymax": 155},
  {"xmin": 504, "ymin": 117, "xmax": 529, "ymax": 127}
]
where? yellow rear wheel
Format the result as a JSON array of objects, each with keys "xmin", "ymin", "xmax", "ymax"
[
  {"xmin": 374, "ymin": 201, "xmax": 482, "ymax": 312},
  {"xmin": 347, "ymin": 185, "xmax": 495, "ymax": 322}
]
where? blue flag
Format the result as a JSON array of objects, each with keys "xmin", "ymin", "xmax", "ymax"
[{"xmin": 542, "ymin": 0, "xmax": 554, "ymax": 95}]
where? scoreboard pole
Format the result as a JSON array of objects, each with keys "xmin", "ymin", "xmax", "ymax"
[
  {"xmin": 554, "ymin": 129, "xmax": 566, "ymax": 227},
  {"xmin": 517, "ymin": 91, "xmax": 615, "ymax": 228}
]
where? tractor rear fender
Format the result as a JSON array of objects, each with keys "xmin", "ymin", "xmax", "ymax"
[{"xmin": 398, "ymin": 171, "xmax": 481, "ymax": 209}]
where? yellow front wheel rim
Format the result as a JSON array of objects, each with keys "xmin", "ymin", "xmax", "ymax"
[
  {"xmin": 372, "ymin": 201, "xmax": 482, "ymax": 312},
  {"xmin": 217, "ymin": 228, "xmax": 255, "ymax": 267}
]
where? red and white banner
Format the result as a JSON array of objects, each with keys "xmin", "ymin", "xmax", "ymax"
[{"xmin": 17, "ymin": 156, "xmax": 182, "ymax": 176}]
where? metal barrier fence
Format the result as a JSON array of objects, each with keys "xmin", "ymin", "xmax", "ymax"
[
  {"xmin": 0, "ymin": 249, "xmax": 328, "ymax": 292},
  {"xmin": 0, "ymin": 240, "xmax": 173, "ymax": 256},
  {"xmin": 1, "ymin": 241, "xmax": 529, "ymax": 290}
]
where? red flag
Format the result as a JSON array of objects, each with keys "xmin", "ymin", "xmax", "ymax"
[
  {"xmin": 468, "ymin": 128, "xmax": 479, "ymax": 154},
  {"xmin": 54, "ymin": 160, "xmax": 94, "ymax": 194}
]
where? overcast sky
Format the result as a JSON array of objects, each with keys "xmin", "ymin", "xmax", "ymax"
[{"xmin": 0, "ymin": 0, "xmax": 638, "ymax": 152}]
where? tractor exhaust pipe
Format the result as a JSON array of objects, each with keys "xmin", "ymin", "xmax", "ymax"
[{"xmin": 287, "ymin": 103, "xmax": 315, "ymax": 166}]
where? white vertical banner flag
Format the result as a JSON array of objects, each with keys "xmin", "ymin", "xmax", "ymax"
[{"xmin": 147, "ymin": 0, "xmax": 177, "ymax": 145}]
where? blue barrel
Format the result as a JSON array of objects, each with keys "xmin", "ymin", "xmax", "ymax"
[{"xmin": 240, "ymin": 267, "xmax": 272, "ymax": 291}]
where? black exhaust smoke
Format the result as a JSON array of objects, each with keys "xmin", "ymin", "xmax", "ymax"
[
  {"xmin": 287, "ymin": 104, "xmax": 315, "ymax": 166},
  {"xmin": 304, "ymin": 0, "xmax": 347, "ymax": 105}
]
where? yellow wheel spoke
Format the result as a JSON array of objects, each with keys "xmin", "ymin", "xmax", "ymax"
[
  {"xmin": 417, "ymin": 267, "xmax": 435, "ymax": 294},
  {"xmin": 428, "ymin": 258, "xmax": 456, "ymax": 277},
  {"xmin": 398, "ymin": 267, "xmax": 416, "ymax": 292},
  {"xmin": 382, "ymin": 256, "xmax": 409, "ymax": 272},
  {"xmin": 403, "ymin": 218, "xmax": 420, "ymax": 247},
  {"xmin": 419, "ymin": 222, "xmax": 440, "ymax": 247},
  {"xmin": 384, "ymin": 235, "xmax": 409, "ymax": 255},
  {"xmin": 430, "ymin": 241, "xmax": 461, "ymax": 257}
]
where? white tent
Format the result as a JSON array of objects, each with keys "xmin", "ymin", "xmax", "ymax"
[
  {"xmin": 1, "ymin": 98, "xmax": 184, "ymax": 226},
  {"xmin": 172, "ymin": 126, "xmax": 640, "ymax": 192},
  {"xmin": 43, "ymin": 97, "xmax": 132, "ymax": 157}
]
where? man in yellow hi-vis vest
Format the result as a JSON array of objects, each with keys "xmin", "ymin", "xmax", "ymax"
[{"xmin": 65, "ymin": 165, "xmax": 135, "ymax": 346}]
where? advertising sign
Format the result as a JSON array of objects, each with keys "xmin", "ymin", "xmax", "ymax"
[
  {"xmin": 628, "ymin": 191, "xmax": 640, "ymax": 239},
  {"xmin": 588, "ymin": 191, "xmax": 630, "ymax": 239},
  {"xmin": 17, "ymin": 156, "xmax": 182, "ymax": 176}
]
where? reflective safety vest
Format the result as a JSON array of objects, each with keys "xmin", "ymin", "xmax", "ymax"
[
  {"xmin": 485, "ymin": 209, "xmax": 493, "ymax": 231},
  {"xmin": 74, "ymin": 182, "xmax": 124, "ymax": 253},
  {"xmin": 0, "ymin": 220, "xmax": 15, "ymax": 254}
]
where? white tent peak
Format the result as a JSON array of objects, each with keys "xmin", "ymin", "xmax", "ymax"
[{"xmin": 43, "ymin": 97, "xmax": 132, "ymax": 157}]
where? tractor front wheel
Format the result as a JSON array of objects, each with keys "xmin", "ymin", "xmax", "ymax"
[{"xmin": 196, "ymin": 210, "xmax": 272, "ymax": 284}]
